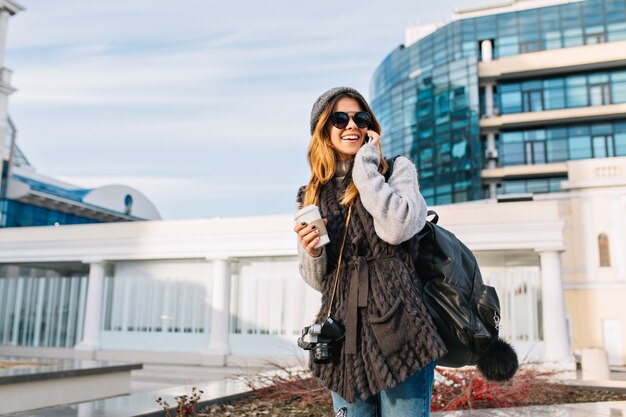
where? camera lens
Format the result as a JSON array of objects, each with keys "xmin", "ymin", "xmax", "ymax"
[
  {"xmin": 309, "ymin": 323, "xmax": 322, "ymax": 335},
  {"xmin": 312, "ymin": 344, "xmax": 332, "ymax": 364}
]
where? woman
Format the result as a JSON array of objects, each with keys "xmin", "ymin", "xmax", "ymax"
[{"xmin": 294, "ymin": 87, "xmax": 447, "ymax": 417}]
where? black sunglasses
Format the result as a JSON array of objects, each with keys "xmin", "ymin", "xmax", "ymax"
[{"xmin": 330, "ymin": 111, "xmax": 371, "ymax": 129}]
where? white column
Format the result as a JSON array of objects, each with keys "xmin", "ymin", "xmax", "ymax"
[
  {"xmin": 0, "ymin": 10, "xmax": 11, "ymax": 69},
  {"xmin": 486, "ymin": 132, "xmax": 497, "ymax": 169},
  {"xmin": 581, "ymin": 199, "xmax": 595, "ymax": 279},
  {"xmin": 481, "ymin": 40, "xmax": 495, "ymax": 123},
  {"xmin": 202, "ymin": 258, "xmax": 230, "ymax": 365},
  {"xmin": 75, "ymin": 261, "xmax": 106, "ymax": 354},
  {"xmin": 484, "ymin": 131, "xmax": 498, "ymax": 198},
  {"xmin": 612, "ymin": 198, "xmax": 625, "ymax": 279},
  {"xmin": 481, "ymin": 39, "xmax": 493, "ymax": 63},
  {"xmin": 537, "ymin": 250, "xmax": 574, "ymax": 365},
  {"xmin": 484, "ymin": 83, "xmax": 495, "ymax": 117},
  {"xmin": 0, "ymin": 10, "xmax": 11, "ymax": 163}
]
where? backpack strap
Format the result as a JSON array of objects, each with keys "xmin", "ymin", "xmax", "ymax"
[{"xmin": 427, "ymin": 210, "xmax": 439, "ymax": 225}]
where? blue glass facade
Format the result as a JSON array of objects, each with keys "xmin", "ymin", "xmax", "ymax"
[
  {"xmin": 496, "ymin": 69, "xmax": 626, "ymax": 114},
  {"xmin": 371, "ymin": 0, "xmax": 626, "ymax": 204},
  {"xmin": 371, "ymin": 53, "xmax": 482, "ymax": 205},
  {"xmin": 501, "ymin": 176, "xmax": 566, "ymax": 194},
  {"xmin": 500, "ymin": 120, "xmax": 626, "ymax": 166},
  {"xmin": 0, "ymin": 199, "xmax": 100, "ymax": 227}
]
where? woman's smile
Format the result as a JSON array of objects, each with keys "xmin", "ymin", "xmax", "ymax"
[{"xmin": 341, "ymin": 133, "xmax": 361, "ymax": 142}]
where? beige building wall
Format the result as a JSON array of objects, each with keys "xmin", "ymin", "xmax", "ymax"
[
  {"xmin": 557, "ymin": 157, "xmax": 626, "ymax": 364},
  {"xmin": 565, "ymin": 289, "xmax": 626, "ymax": 363}
]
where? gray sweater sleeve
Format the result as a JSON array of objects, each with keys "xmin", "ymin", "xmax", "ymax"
[
  {"xmin": 297, "ymin": 242, "xmax": 327, "ymax": 292},
  {"xmin": 352, "ymin": 144, "xmax": 427, "ymax": 244}
]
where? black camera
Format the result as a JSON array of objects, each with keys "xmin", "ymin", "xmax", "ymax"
[{"xmin": 297, "ymin": 317, "xmax": 345, "ymax": 364}]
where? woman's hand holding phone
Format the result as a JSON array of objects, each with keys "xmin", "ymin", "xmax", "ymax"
[{"xmin": 366, "ymin": 130, "xmax": 381, "ymax": 146}]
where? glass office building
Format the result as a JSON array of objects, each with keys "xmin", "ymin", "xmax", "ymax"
[{"xmin": 371, "ymin": 0, "xmax": 626, "ymax": 205}]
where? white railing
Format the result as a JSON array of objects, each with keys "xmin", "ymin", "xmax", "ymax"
[
  {"xmin": 98, "ymin": 257, "xmax": 320, "ymax": 353},
  {"xmin": 229, "ymin": 257, "xmax": 320, "ymax": 336},
  {"xmin": 103, "ymin": 259, "xmax": 212, "ymax": 334},
  {"xmin": 0, "ymin": 260, "xmax": 543, "ymax": 357},
  {"xmin": 0, "ymin": 276, "xmax": 87, "ymax": 347},
  {"xmin": 482, "ymin": 266, "xmax": 542, "ymax": 343},
  {"xmin": 100, "ymin": 259, "xmax": 213, "ymax": 351}
]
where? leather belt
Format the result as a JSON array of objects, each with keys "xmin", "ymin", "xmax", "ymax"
[{"xmin": 345, "ymin": 256, "xmax": 369, "ymax": 355}]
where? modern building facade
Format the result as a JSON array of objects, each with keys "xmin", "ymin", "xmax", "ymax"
[
  {"xmin": 371, "ymin": 0, "xmax": 626, "ymax": 204},
  {"xmin": 0, "ymin": 1, "xmax": 161, "ymax": 228},
  {"xmin": 372, "ymin": 0, "xmax": 626, "ymax": 366},
  {"xmin": 1, "ymin": 152, "xmax": 162, "ymax": 227}
]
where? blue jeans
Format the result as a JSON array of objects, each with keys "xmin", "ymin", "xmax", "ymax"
[{"xmin": 331, "ymin": 361, "xmax": 436, "ymax": 417}]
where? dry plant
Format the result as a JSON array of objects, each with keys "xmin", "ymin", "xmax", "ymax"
[
  {"xmin": 238, "ymin": 364, "xmax": 332, "ymax": 409},
  {"xmin": 157, "ymin": 386, "xmax": 205, "ymax": 417}
]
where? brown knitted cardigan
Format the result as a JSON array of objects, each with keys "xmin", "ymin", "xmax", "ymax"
[{"xmin": 303, "ymin": 173, "xmax": 447, "ymax": 403}]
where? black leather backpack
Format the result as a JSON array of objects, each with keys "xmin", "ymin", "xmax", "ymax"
[
  {"xmin": 410, "ymin": 210, "xmax": 518, "ymax": 381},
  {"xmin": 384, "ymin": 157, "xmax": 518, "ymax": 381}
]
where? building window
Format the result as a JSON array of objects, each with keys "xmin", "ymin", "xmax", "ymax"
[
  {"xmin": 124, "ymin": 194, "xmax": 133, "ymax": 215},
  {"xmin": 589, "ymin": 83, "xmax": 611, "ymax": 106},
  {"xmin": 419, "ymin": 148, "xmax": 434, "ymax": 178},
  {"xmin": 520, "ymin": 40, "xmax": 541, "ymax": 53},
  {"xmin": 592, "ymin": 135, "xmax": 615, "ymax": 158},
  {"xmin": 523, "ymin": 90, "xmax": 543, "ymax": 112},
  {"xmin": 598, "ymin": 234, "xmax": 611, "ymax": 267},
  {"xmin": 525, "ymin": 141, "xmax": 546, "ymax": 164},
  {"xmin": 499, "ymin": 176, "xmax": 566, "ymax": 195},
  {"xmin": 585, "ymin": 31, "xmax": 607, "ymax": 45}
]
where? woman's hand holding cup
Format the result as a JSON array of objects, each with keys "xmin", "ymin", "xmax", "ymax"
[
  {"xmin": 294, "ymin": 219, "xmax": 328, "ymax": 257},
  {"xmin": 294, "ymin": 205, "xmax": 330, "ymax": 258}
]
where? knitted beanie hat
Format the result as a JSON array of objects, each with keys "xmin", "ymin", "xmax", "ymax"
[{"xmin": 310, "ymin": 87, "xmax": 367, "ymax": 134}]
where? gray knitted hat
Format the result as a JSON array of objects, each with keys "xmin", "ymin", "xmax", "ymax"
[{"xmin": 310, "ymin": 87, "xmax": 367, "ymax": 134}]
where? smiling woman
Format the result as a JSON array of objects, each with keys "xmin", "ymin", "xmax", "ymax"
[{"xmin": 293, "ymin": 87, "xmax": 445, "ymax": 417}]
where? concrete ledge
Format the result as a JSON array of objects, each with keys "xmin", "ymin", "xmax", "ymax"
[
  {"xmin": 0, "ymin": 346, "xmax": 306, "ymax": 368},
  {"xmin": 0, "ymin": 346, "xmax": 94, "ymax": 360},
  {"xmin": 0, "ymin": 357, "xmax": 142, "ymax": 415},
  {"xmin": 0, "ymin": 362, "xmax": 142, "ymax": 385},
  {"xmin": 3, "ymin": 369, "xmax": 261, "ymax": 417},
  {"xmin": 563, "ymin": 379, "xmax": 626, "ymax": 393},
  {"xmin": 478, "ymin": 40, "xmax": 626, "ymax": 81}
]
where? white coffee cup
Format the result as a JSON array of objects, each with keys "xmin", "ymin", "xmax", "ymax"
[{"xmin": 294, "ymin": 205, "xmax": 330, "ymax": 249}]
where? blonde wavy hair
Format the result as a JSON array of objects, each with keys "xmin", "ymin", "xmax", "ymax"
[{"xmin": 303, "ymin": 92, "xmax": 388, "ymax": 207}]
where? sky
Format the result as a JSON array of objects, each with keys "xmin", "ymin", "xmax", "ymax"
[{"xmin": 6, "ymin": 0, "xmax": 478, "ymax": 219}]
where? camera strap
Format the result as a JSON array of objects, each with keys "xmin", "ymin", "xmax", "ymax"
[{"xmin": 326, "ymin": 204, "xmax": 353, "ymax": 319}]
